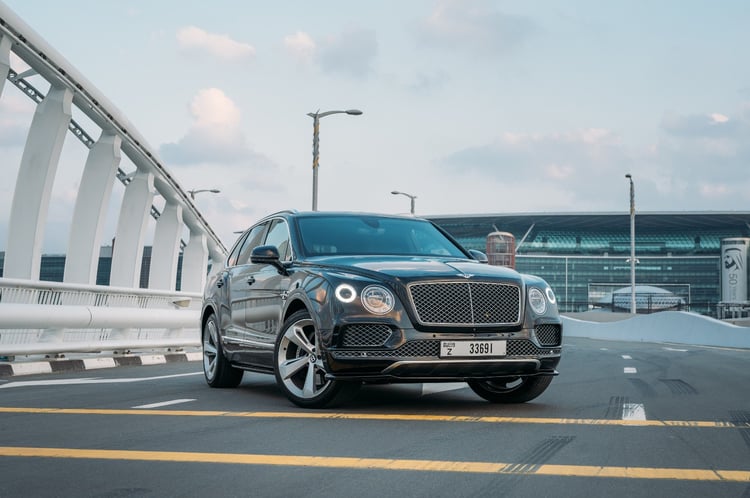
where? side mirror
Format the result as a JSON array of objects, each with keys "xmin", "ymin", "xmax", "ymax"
[
  {"xmin": 251, "ymin": 245, "xmax": 288, "ymax": 274},
  {"xmin": 251, "ymin": 245, "xmax": 279, "ymax": 264},
  {"xmin": 468, "ymin": 249, "xmax": 489, "ymax": 264}
]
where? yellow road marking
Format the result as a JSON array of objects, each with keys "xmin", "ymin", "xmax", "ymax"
[
  {"xmin": 0, "ymin": 446, "xmax": 748, "ymax": 482},
  {"xmin": 0, "ymin": 406, "xmax": 746, "ymax": 428}
]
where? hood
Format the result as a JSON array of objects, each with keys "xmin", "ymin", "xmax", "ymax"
[{"xmin": 307, "ymin": 255, "xmax": 523, "ymax": 281}]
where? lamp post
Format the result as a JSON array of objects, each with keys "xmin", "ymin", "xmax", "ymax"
[
  {"xmin": 308, "ymin": 109, "xmax": 363, "ymax": 211},
  {"xmin": 391, "ymin": 190, "xmax": 417, "ymax": 214},
  {"xmin": 188, "ymin": 188, "xmax": 220, "ymax": 200},
  {"xmin": 625, "ymin": 174, "xmax": 636, "ymax": 314}
]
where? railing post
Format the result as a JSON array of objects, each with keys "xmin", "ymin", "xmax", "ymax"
[
  {"xmin": 149, "ymin": 201, "xmax": 183, "ymax": 290},
  {"xmin": 4, "ymin": 85, "xmax": 73, "ymax": 279},
  {"xmin": 64, "ymin": 132, "xmax": 122, "ymax": 284},
  {"xmin": 110, "ymin": 170, "xmax": 154, "ymax": 288},
  {"xmin": 181, "ymin": 231, "xmax": 208, "ymax": 293}
]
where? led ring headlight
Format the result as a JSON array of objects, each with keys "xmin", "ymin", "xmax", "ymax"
[{"xmin": 334, "ymin": 284, "xmax": 357, "ymax": 303}]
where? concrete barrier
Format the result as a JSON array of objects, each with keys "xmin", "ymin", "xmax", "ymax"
[{"xmin": 562, "ymin": 311, "xmax": 750, "ymax": 349}]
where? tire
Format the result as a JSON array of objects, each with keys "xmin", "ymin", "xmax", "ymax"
[
  {"xmin": 274, "ymin": 310, "xmax": 358, "ymax": 408},
  {"xmin": 468, "ymin": 375, "xmax": 553, "ymax": 403},
  {"xmin": 202, "ymin": 313, "xmax": 243, "ymax": 388}
]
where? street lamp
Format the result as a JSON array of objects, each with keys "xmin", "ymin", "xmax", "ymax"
[
  {"xmin": 391, "ymin": 190, "xmax": 417, "ymax": 214},
  {"xmin": 188, "ymin": 188, "xmax": 220, "ymax": 200},
  {"xmin": 308, "ymin": 109, "xmax": 363, "ymax": 211},
  {"xmin": 625, "ymin": 174, "xmax": 636, "ymax": 314}
]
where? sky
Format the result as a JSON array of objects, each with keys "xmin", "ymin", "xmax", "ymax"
[{"xmin": 1, "ymin": 0, "xmax": 749, "ymax": 254}]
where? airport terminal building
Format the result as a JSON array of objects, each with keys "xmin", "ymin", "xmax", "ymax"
[{"xmin": 428, "ymin": 212, "xmax": 750, "ymax": 317}]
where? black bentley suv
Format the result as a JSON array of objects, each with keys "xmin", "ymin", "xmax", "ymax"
[{"xmin": 201, "ymin": 211, "xmax": 562, "ymax": 408}]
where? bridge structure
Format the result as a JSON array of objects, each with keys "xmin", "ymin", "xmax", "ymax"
[{"xmin": 0, "ymin": 3, "xmax": 227, "ymax": 359}]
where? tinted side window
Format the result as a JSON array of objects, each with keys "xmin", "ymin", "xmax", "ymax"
[
  {"xmin": 264, "ymin": 219, "xmax": 291, "ymax": 261},
  {"xmin": 226, "ymin": 231, "xmax": 250, "ymax": 267},
  {"xmin": 235, "ymin": 224, "xmax": 268, "ymax": 266}
]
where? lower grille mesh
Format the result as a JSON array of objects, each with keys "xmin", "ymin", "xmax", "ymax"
[
  {"xmin": 332, "ymin": 339, "xmax": 561, "ymax": 359},
  {"xmin": 341, "ymin": 324, "xmax": 393, "ymax": 347},
  {"xmin": 535, "ymin": 324, "xmax": 562, "ymax": 346}
]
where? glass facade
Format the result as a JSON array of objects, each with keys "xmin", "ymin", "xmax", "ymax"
[
  {"xmin": 514, "ymin": 255, "xmax": 719, "ymax": 315},
  {"xmin": 430, "ymin": 212, "xmax": 750, "ymax": 318}
]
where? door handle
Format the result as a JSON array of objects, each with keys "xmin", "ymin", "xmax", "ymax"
[{"xmin": 246, "ymin": 276, "xmax": 256, "ymax": 285}]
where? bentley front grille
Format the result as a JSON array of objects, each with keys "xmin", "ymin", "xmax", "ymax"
[{"xmin": 408, "ymin": 281, "xmax": 521, "ymax": 326}]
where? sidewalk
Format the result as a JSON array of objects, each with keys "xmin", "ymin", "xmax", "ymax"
[{"xmin": 0, "ymin": 347, "xmax": 202, "ymax": 378}]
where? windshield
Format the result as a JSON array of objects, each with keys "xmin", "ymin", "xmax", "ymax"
[{"xmin": 297, "ymin": 215, "xmax": 468, "ymax": 258}]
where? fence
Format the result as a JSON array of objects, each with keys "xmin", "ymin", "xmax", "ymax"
[{"xmin": 0, "ymin": 277, "xmax": 201, "ymax": 358}]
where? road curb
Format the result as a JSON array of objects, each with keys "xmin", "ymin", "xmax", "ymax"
[{"xmin": 0, "ymin": 352, "xmax": 202, "ymax": 378}]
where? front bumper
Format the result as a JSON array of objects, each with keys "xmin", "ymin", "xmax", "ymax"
[{"xmin": 323, "ymin": 334, "xmax": 562, "ymax": 382}]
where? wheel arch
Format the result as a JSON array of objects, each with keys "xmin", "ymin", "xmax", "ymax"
[
  {"xmin": 283, "ymin": 297, "xmax": 309, "ymax": 324},
  {"xmin": 201, "ymin": 303, "xmax": 218, "ymax": 331}
]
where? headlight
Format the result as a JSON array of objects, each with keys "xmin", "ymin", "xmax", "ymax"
[
  {"xmin": 335, "ymin": 284, "xmax": 357, "ymax": 303},
  {"xmin": 545, "ymin": 287, "xmax": 557, "ymax": 304},
  {"xmin": 361, "ymin": 285, "xmax": 395, "ymax": 315},
  {"xmin": 528, "ymin": 287, "xmax": 547, "ymax": 315}
]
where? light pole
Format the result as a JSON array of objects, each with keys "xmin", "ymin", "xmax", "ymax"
[
  {"xmin": 391, "ymin": 190, "xmax": 417, "ymax": 214},
  {"xmin": 188, "ymin": 188, "xmax": 220, "ymax": 200},
  {"xmin": 308, "ymin": 109, "xmax": 363, "ymax": 211},
  {"xmin": 625, "ymin": 174, "xmax": 636, "ymax": 314}
]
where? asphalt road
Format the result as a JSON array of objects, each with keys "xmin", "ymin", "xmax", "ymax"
[{"xmin": 1, "ymin": 337, "xmax": 749, "ymax": 498}]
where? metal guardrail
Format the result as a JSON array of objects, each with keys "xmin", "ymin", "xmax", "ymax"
[
  {"xmin": 0, "ymin": 278, "xmax": 201, "ymax": 357},
  {"xmin": 716, "ymin": 302, "xmax": 750, "ymax": 320}
]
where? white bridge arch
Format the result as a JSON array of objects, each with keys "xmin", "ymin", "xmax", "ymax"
[{"xmin": 0, "ymin": 2, "xmax": 227, "ymax": 357}]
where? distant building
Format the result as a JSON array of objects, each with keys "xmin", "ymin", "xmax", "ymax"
[
  {"xmin": 429, "ymin": 212, "xmax": 750, "ymax": 317},
  {"xmin": 0, "ymin": 246, "xmax": 184, "ymax": 290}
]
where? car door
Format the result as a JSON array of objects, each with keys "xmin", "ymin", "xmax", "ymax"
[
  {"xmin": 225, "ymin": 224, "xmax": 268, "ymax": 354},
  {"xmin": 212, "ymin": 229, "xmax": 249, "ymax": 339},
  {"xmin": 244, "ymin": 218, "xmax": 292, "ymax": 364}
]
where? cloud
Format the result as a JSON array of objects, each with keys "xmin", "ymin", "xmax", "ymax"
[
  {"xmin": 177, "ymin": 26, "xmax": 255, "ymax": 61},
  {"xmin": 416, "ymin": 0, "xmax": 536, "ymax": 55},
  {"xmin": 650, "ymin": 107, "xmax": 750, "ymax": 204},
  {"xmin": 406, "ymin": 70, "xmax": 449, "ymax": 93},
  {"xmin": 442, "ymin": 129, "xmax": 625, "ymax": 180},
  {"xmin": 284, "ymin": 31, "xmax": 316, "ymax": 64},
  {"xmin": 439, "ymin": 128, "xmax": 632, "ymax": 208},
  {"xmin": 660, "ymin": 111, "xmax": 738, "ymax": 138},
  {"xmin": 160, "ymin": 88, "xmax": 260, "ymax": 164},
  {"xmin": 283, "ymin": 28, "xmax": 378, "ymax": 78},
  {"xmin": 319, "ymin": 29, "xmax": 378, "ymax": 78}
]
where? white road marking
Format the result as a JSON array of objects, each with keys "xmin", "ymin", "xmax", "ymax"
[
  {"xmin": 624, "ymin": 367, "xmax": 637, "ymax": 374},
  {"xmin": 663, "ymin": 347, "xmax": 689, "ymax": 352},
  {"xmin": 133, "ymin": 399, "xmax": 196, "ymax": 409},
  {"xmin": 621, "ymin": 355, "xmax": 632, "ymax": 360},
  {"xmin": 422, "ymin": 383, "xmax": 467, "ymax": 395},
  {"xmin": 0, "ymin": 372, "xmax": 202, "ymax": 389},
  {"xmin": 622, "ymin": 403, "xmax": 647, "ymax": 420}
]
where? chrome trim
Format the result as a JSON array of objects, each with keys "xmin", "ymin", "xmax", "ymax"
[{"xmin": 382, "ymin": 358, "xmax": 541, "ymax": 374}]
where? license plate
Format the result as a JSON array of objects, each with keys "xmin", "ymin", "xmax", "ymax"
[{"xmin": 440, "ymin": 340, "xmax": 506, "ymax": 358}]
